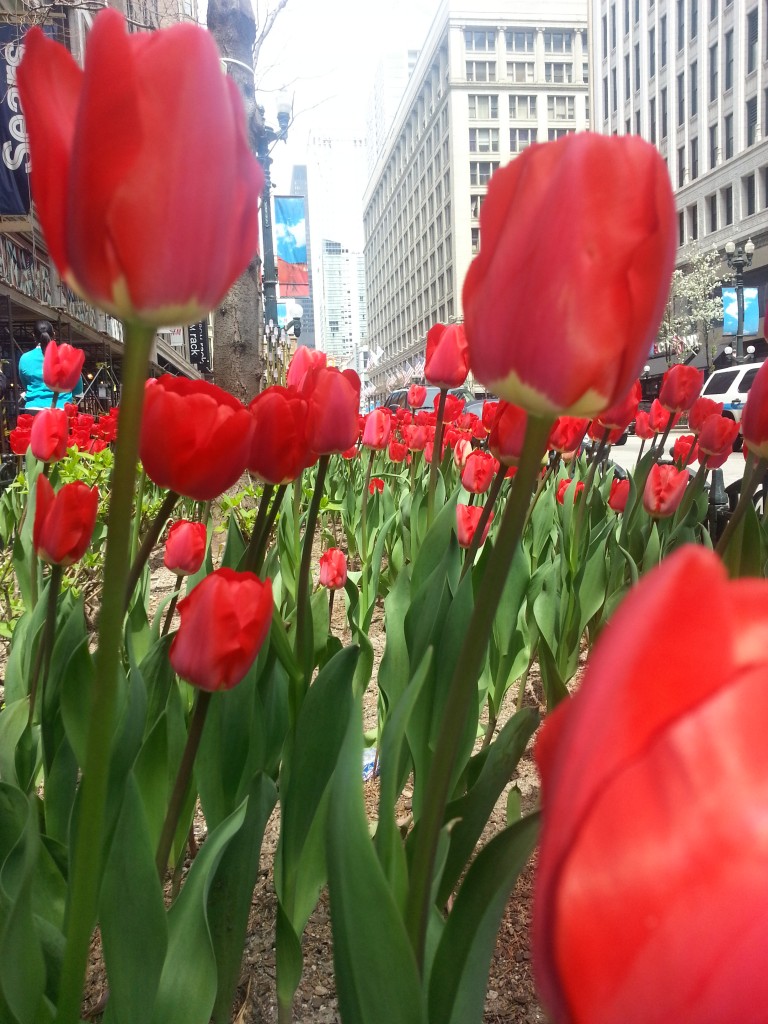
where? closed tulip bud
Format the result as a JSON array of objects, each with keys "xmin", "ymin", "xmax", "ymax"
[
  {"xmin": 697, "ymin": 413, "xmax": 741, "ymax": 468},
  {"xmin": 597, "ymin": 379, "xmax": 642, "ymax": 431},
  {"xmin": 534, "ymin": 547, "xmax": 768, "ymax": 1024},
  {"xmin": 688, "ymin": 396, "xmax": 724, "ymax": 434},
  {"xmin": 30, "ymin": 407, "xmax": 69, "ymax": 462},
  {"xmin": 488, "ymin": 401, "xmax": 528, "ymax": 465},
  {"xmin": 303, "ymin": 367, "xmax": 361, "ymax": 455},
  {"xmin": 424, "ymin": 322, "xmax": 470, "ymax": 389},
  {"xmin": 318, "ymin": 547, "xmax": 347, "ymax": 590},
  {"xmin": 368, "ymin": 477, "xmax": 385, "ymax": 495},
  {"xmin": 248, "ymin": 386, "xmax": 314, "ymax": 484},
  {"xmin": 43, "ymin": 340, "xmax": 85, "ymax": 394},
  {"xmin": 388, "ymin": 438, "xmax": 408, "ymax": 463},
  {"xmin": 140, "ymin": 376, "xmax": 254, "ymax": 500},
  {"xmin": 642, "ymin": 462, "xmax": 688, "ymax": 517},
  {"xmin": 407, "ymin": 383, "xmax": 427, "ymax": 408},
  {"xmin": 740, "ymin": 360, "xmax": 768, "ymax": 459},
  {"xmin": 649, "ymin": 398, "xmax": 680, "ymax": 433},
  {"xmin": 671, "ymin": 433, "xmax": 698, "ymax": 468},
  {"xmin": 169, "ymin": 568, "xmax": 273, "ymax": 692},
  {"xmin": 453, "ymin": 437, "xmax": 473, "ymax": 468},
  {"xmin": 463, "ymin": 134, "xmax": 676, "ymax": 416},
  {"xmin": 163, "ymin": 520, "xmax": 207, "ymax": 576},
  {"xmin": 456, "ymin": 503, "xmax": 493, "ymax": 548},
  {"xmin": 362, "ymin": 408, "xmax": 392, "ymax": 449},
  {"xmin": 286, "ymin": 346, "xmax": 326, "ymax": 390},
  {"xmin": 461, "ymin": 449, "xmax": 497, "ymax": 494},
  {"xmin": 556, "ymin": 478, "xmax": 584, "ymax": 505},
  {"xmin": 33, "ymin": 475, "xmax": 98, "ymax": 566},
  {"xmin": 18, "ymin": 9, "xmax": 263, "ymax": 328},
  {"xmin": 405, "ymin": 424, "xmax": 429, "ymax": 451},
  {"xmin": 439, "ymin": 393, "xmax": 466, "ymax": 422},
  {"xmin": 608, "ymin": 477, "xmax": 630, "ymax": 512},
  {"xmin": 9, "ymin": 426, "xmax": 31, "ymax": 455},
  {"xmin": 659, "ymin": 364, "xmax": 704, "ymax": 413},
  {"xmin": 548, "ymin": 416, "xmax": 590, "ymax": 454},
  {"xmin": 633, "ymin": 409, "xmax": 654, "ymax": 440}
]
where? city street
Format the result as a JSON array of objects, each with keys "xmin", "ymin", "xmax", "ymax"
[{"xmin": 609, "ymin": 433, "xmax": 749, "ymax": 490}]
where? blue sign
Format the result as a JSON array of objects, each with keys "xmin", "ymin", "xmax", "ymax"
[{"xmin": 722, "ymin": 287, "xmax": 759, "ymax": 336}]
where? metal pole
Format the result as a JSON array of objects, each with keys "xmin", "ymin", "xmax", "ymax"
[
  {"xmin": 735, "ymin": 257, "xmax": 744, "ymax": 362},
  {"xmin": 259, "ymin": 140, "xmax": 279, "ymax": 331}
]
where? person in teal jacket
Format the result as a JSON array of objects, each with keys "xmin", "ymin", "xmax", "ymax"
[{"xmin": 18, "ymin": 320, "xmax": 83, "ymax": 411}]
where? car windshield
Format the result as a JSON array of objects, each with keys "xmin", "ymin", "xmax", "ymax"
[{"xmin": 739, "ymin": 368, "xmax": 760, "ymax": 393}]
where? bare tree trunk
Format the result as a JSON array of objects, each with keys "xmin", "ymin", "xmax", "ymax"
[{"xmin": 207, "ymin": 0, "xmax": 265, "ymax": 403}]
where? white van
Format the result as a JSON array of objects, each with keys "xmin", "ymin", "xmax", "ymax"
[{"xmin": 699, "ymin": 361, "xmax": 764, "ymax": 424}]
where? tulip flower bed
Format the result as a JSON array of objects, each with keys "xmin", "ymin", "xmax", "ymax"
[{"xmin": 5, "ymin": 11, "xmax": 768, "ymax": 1024}]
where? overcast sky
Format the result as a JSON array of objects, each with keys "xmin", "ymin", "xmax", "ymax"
[{"xmin": 255, "ymin": 0, "xmax": 440, "ymax": 189}]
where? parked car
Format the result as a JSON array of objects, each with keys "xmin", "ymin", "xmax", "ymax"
[
  {"xmin": 699, "ymin": 360, "xmax": 764, "ymax": 451},
  {"xmin": 383, "ymin": 385, "xmax": 474, "ymax": 411}
]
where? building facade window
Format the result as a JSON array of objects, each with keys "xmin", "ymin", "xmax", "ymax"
[
  {"xmin": 466, "ymin": 61, "xmax": 496, "ymax": 82},
  {"xmin": 468, "ymin": 94, "xmax": 499, "ymax": 118},
  {"xmin": 690, "ymin": 0, "xmax": 698, "ymax": 38},
  {"xmin": 509, "ymin": 129, "xmax": 535, "ymax": 153},
  {"xmin": 678, "ymin": 71, "xmax": 686, "ymax": 124},
  {"xmin": 611, "ymin": 3, "xmax": 617, "ymax": 48},
  {"xmin": 469, "ymin": 127, "xmax": 500, "ymax": 152},
  {"xmin": 724, "ymin": 30, "xmax": 734, "ymax": 90},
  {"xmin": 661, "ymin": 86, "xmax": 668, "ymax": 136},
  {"xmin": 709, "ymin": 122, "xmax": 718, "ymax": 166},
  {"xmin": 634, "ymin": 42, "xmax": 641, "ymax": 91},
  {"xmin": 507, "ymin": 61, "xmax": 534, "ymax": 82},
  {"xmin": 469, "ymin": 160, "xmax": 500, "ymax": 184},
  {"xmin": 545, "ymin": 62, "xmax": 574, "ymax": 83},
  {"xmin": 723, "ymin": 184, "xmax": 733, "ymax": 223},
  {"xmin": 709, "ymin": 42, "xmax": 718, "ymax": 102},
  {"xmin": 544, "ymin": 29, "xmax": 572, "ymax": 52},
  {"xmin": 649, "ymin": 26, "xmax": 656, "ymax": 77},
  {"xmin": 505, "ymin": 28, "xmax": 535, "ymax": 52},
  {"xmin": 708, "ymin": 193, "xmax": 718, "ymax": 231},
  {"xmin": 678, "ymin": 209, "xmax": 685, "ymax": 245},
  {"xmin": 661, "ymin": 14, "xmax": 668, "ymax": 66},
  {"xmin": 465, "ymin": 29, "xmax": 496, "ymax": 51},
  {"xmin": 724, "ymin": 112, "xmax": 734, "ymax": 157},
  {"xmin": 625, "ymin": 53, "xmax": 631, "ymax": 95},
  {"xmin": 612, "ymin": 67, "xmax": 618, "ymax": 111},
  {"xmin": 602, "ymin": 15, "xmax": 608, "ymax": 57},
  {"xmin": 678, "ymin": 144, "xmax": 686, "ymax": 184},
  {"xmin": 691, "ymin": 135, "xmax": 699, "ymax": 177},
  {"xmin": 710, "ymin": 0, "xmax": 718, "ymax": 19},
  {"xmin": 548, "ymin": 127, "xmax": 576, "ymax": 139},
  {"xmin": 509, "ymin": 93, "xmax": 537, "ymax": 118},
  {"xmin": 677, "ymin": 0, "xmax": 685, "ymax": 49},
  {"xmin": 690, "ymin": 60, "xmax": 698, "ymax": 115},
  {"xmin": 548, "ymin": 95, "xmax": 576, "ymax": 119},
  {"xmin": 688, "ymin": 203, "xmax": 698, "ymax": 240},
  {"xmin": 745, "ymin": 173, "xmax": 756, "ymax": 214},
  {"xmin": 747, "ymin": 7, "xmax": 759, "ymax": 73},
  {"xmin": 603, "ymin": 75, "xmax": 609, "ymax": 115},
  {"xmin": 747, "ymin": 96, "xmax": 758, "ymax": 145},
  {"xmin": 650, "ymin": 95, "xmax": 657, "ymax": 141}
]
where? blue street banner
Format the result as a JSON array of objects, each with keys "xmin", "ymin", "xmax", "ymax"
[
  {"xmin": 722, "ymin": 287, "xmax": 760, "ymax": 336},
  {"xmin": 0, "ymin": 25, "xmax": 30, "ymax": 216},
  {"xmin": 274, "ymin": 195, "xmax": 309, "ymax": 297}
]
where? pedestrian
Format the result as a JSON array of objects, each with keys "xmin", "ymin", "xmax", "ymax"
[{"xmin": 18, "ymin": 320, "xmax": 83, "ymax": 412}]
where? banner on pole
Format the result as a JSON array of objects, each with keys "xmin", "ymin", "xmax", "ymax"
[
  {"xmin": 722, "ymin": 287, "xmax": 759, "ymax": 336},
  {"xmin": 274, "ymin": 195, "xmax": 309, "ymax": 297}
]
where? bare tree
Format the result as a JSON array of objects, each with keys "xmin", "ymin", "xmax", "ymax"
[{"xmin": 207, "ymin": 0, "xmax": 290, "ymax": 402}]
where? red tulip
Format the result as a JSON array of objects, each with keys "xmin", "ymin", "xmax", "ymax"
[
  {"xmin": 438, "ymin": 393, "xmax": 466, "ymax": 422},
  {"xmin": 43, "ymin": 340, "xmax": 85, "ymax": 394},
  {"xmin": 697, "ymin": 414, "xmax": 740, "ymax": 468},
  {"xmin": 456, "ymin": 503, "xmax": 493, "ymax": 548},
  {"xmin": 659, "ymin": 364, "xmax": 704, "ymax": 413},
  {"xmin": 303, "ymin": 367, "xmax": 361, "ymax": 455},
  {"xmin": 648, "ymin": 398, "xmax": 680, "ymax": 434},
  {"xmin": 362, "ymin": 408, "xmax": 392, "ymax": 450},
  {"xmin": 556, "ymin": 478, "xmax": 584, "ymax": 505},
  {"xmin": 633, "ymin": 409, "xmax": 654, "ymax": 440},
  {"xmin": 453, "ymin": 437, "xmax": 473, "ymax": 468},
  {"xmin": 407, "ymin": 384, "xmax": 427, "ymax": 408},
  {"xmin": 481, "ymin": 401, "xmax": 499, "ymax": 430},
  {"xmin": 395, "ymin": 407, "xmax": 412, "ymax": 427},
  {"xmin": 671, "ymin": 433, "xmax": 698, "ymax": 468},
  {"xmin": 688, "ymin": 396, "xmax": 724, "ymax": 434},
  {"xmin": 587, "ymin": 420, "xmax": 625, "ymax": 445},
  {"xmin": 248, "ymin": 386, "xmax": 314, "ymax": 484},
  {"xmin": 341, "ymin": 444, "xmax": 359, "ymax": 460},
  {"xmin": 163, "ymin": 520, "xmax": 207, "ymax": 576},
  {"xmin": 740, "ymin": 360, "xmax": 768, "ymax": 459},
  {"xmin": 33, "ymin": 475, "xmax": 98, "ymax": 566},
  {"xmin": 424, "ymin": 322, "xmax": 470, "ymax": 389},
  {"xmin": 404, "ymin": 423, "xmax": 429, "ymax": 451},
  {"xmin": 388, "ymin": 438, "xmax": 408, "ymax": 463},
  {"xmin": 424, "ymin": 439, "xmax": 445, "ymax": 464},
  {"xmin": 463, "ymin": 134, "xmax": 676, "ymax": 416},
  {"xmin": 140, "ymin": 376, "xmax": 254, "ymax": 500},
  {"xmin": 597, "ymin": 379, "xmax": 641, "ymax": 431},
  {"xmin": 461, "ymin": 449, "xmax": 497, "ymax": 494},
  {"xmin": 30, "ymin": 407, "xmax": 69, "ymax": 462},
  {"xmin": 488, "ymin": 401, "xmax": 528, "ymax": 465},
  {"xmin": 608, "ymin": 477, "xmax": 630, "ymax": 512},
  {"xmin": 368, "ymin": 477, "xmax": 385, "ymax": 495},
  {"xmin": 286, "ymin": 346, "xmax": 326, "ymax": 390},
  {"xmin": 9, "ymin": 426, "xmax": 31, "ymax": 455},
  {"xmin": 169, "ymin": 568, "xmax": 273, "ymax": 692},
  {"xmin": 548, "ymin": 417, "xmax": 589, "ymax": 454},
  {"xmin": 642, "ymin": 463, "xmax": 688, "ymax": 517},
  {"xmin": 534, "ymin": 546, "xmax": 768, "ymax": 1024},
  {"xmin": 17, "ymin": 9, "xmax": 263, "ymax": 327},
  {"xmin": 318, "ymin": 547, "xmax": 347, "ymax": 589}
]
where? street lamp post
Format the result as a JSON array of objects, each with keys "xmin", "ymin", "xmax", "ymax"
[
  {"xmin": 724, "ymin": 237, "xmax": 755, "ymax": 361},
  {"xmin": 256, "ymin": 95, "xmax": 292, "ymax": 340}
]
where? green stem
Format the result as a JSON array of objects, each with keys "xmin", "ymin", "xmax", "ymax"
[
  {"xmin": 404, "ymin": 414, "xmax": 553, "ymax": 971},
  {"xmin": 295, "ymin": 455, "xmax": 329, "ymax": 685},
  {"xmin": 360, "ymin": 448, "xmax": 375, "ymax": 613},
  {"xmin": 130, "ymin": 468, "xmax": 146, "ymax": 563},
  {"xmin": 634, "ymin": 437, "xmax": 646, "ymax": 469},
  {"xmin": 124, "ymin": 489, "xmax": 180, "ymax": 611},
  {"xmin": 244, "ymin": 483, "xmax": 287, "ymax": 575},
  {"xmin": 155, "ymin": 689, "xmax": 212, "ymax": 876},
  {"xmin": 27, "ymin": 563, "xmax": 63, "ymax": 729},
  {"xmin": 426, "ymin": 389, "xmax": 447, "ymax": 529},
  {"xmin": 161, "ymin": 575, "xmax": 184, "ymax": 637},
  {"xmin": 715, "ymin": 454, "xmax": 767, "ymax": 558},
  {"xmin": 241, "ymin": 483, "xmax": 275, "ymax": 574},
  {"xmin": 573, "ymin": 430, "xmax": 608, "ymax": 555},
  {"xmin": 56, "ymin": 322, "xmax": 154, "ymax": 1024}
]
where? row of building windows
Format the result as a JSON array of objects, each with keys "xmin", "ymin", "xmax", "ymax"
[
  {"xmin": 466, "ymin": 60, "xmax": 589, "ymax": 84},
  {"xmin": 464, "ymin": 27, "xmax": 584, "ymax": 54},
  {"xmin": 468, "ymin": 93, "xmax": 581, "ymax": 121},
  {"xmin": 678, "ymin": 164, "xmax": 768, "ymax": 245},
  {"xmin": 602, "ymin": 0, "xmax": 738, "ymax": 58}
]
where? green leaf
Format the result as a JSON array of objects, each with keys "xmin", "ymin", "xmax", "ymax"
[
  {"xmin": 101, "ymin": 776, "xmax": 167, "ymax": 1024},
  {"xmin": 0, "ymin": 699, "xmax": 31, "ymax": 787},
  {"xmin": 377, "ymin": 568, "xmax": 412, "ymax": 713},
  {"xmin": 149, "ymin": 801, "xmax": 248, "ymax": 1024},
  {"xmin": 327, "ymin": 704, "xmax": 427, "ymax": 1024},
  {"xmin": 428, "ymin": 815, "xmax": 539, "ymax": 1024},
  {"xmin": 410, "ymin": 484, "xmax": 459, "ymax": 594},
  {"xmin": 208, "ymin": 773, "xmax": 278, "ymax": 1024},
  {"xmin": 437, "ymin": 708, "xmax": 539, "ymax": 905},
  {"xmin": 220, "ymin": 514, "xmax": 246, "ymax": 569},
  {"xmin": 59, "ymin": 640, "xmax": 95, "ymax": 768}
]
